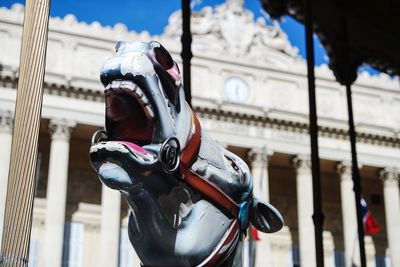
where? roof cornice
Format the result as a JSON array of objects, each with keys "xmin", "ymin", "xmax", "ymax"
[{"xmin": 1, "ymin": 74, "xmax": 397, "ymax": 148}]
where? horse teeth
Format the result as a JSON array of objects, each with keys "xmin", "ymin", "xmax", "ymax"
[
  {"xmin": 121, "ymin": 81, "xmax": 136, "ymax": 91},
  {"xmin": 136, "ymin": 89, "xmax": 144, "ymax": 98},
  {"xmin": 111, "ymin": 80, "xmax": 122, "ymax": 88},
  {"xmin": 107, "ymin": 80, "xmax": 154, "ymax": 118},
  {"xmin": 146, "ymin": 106, "xmax": 154, "ymax": 118}
]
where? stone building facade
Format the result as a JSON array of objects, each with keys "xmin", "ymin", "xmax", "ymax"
[{"xmin": 0, "ymin": 1, "xmax": 400, "ymax": 267}]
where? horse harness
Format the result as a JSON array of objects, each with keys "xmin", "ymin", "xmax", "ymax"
[{"xmin": 155, "ymin": 107, "xmax": 250, "ymax": 267}]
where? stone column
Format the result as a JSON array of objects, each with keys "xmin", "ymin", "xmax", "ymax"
[
  {"xmin": 380, "ymin": 168, "xmax": 400, "ymax": 267},
  {"xmin": 270, "ymin": 226, "xmax": 292, "ymax": 267},
  {"xmin": 337, "ymin": 162, "xmax": 360, "ymax": 267},
  {"xmin": 248, "ymin": 147, "xmax": 272, "ymax": 204},
  {"xmin": 83, "ymin": 224, "xmax": 100, "ymax": 267},
  {"xmin": 121, "ymin": 212, "xmax": 142, "ymax": 266},
  {"xmin": 0, "ymin": 111, "xmax": 13, "ymax": 247},
  {"xmin": 323, "ymin": 231, "xmax": 335, "ymax": 267},
  {"xmin": 292, "ymin": 155, "xmax": 316, "ymax": 267},
  {"xmin": 44, "ymin": 119, "xmax": 75, "ymax": 267},
  {"xmin": 364, "ymin": 236, "xmax": 376, "ymax": 267},
  {"xmin": 248, "ymin": 147, "xmax": 273, "ymax": 266},
  {"xmin": 99, "ymin": 184, "xmax": 121, "ymax": 267}
]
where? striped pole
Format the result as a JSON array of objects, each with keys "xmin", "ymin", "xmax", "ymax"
[{"xmin": 0, "ymin": 0, "xmax": 51, "ymax": 266}]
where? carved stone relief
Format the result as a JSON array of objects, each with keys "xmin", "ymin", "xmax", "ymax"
[
  {"xmin": 74, "ymin": 46, "xmax": 112, "ymax": 77},
  {"xmin": 317, "ymin": 87, "xmax": 341, "ymax": 118},
  {"xmin": 393, "ymin": 98, "xmax": 400, "ymax": 129},
  {"xmin": 164, "ymin": 0, "xmax": 300, "ymax": 64},
  {"xmin": 46, "ymin": 39, "xmax": 63, "ymax": 72},
  {"xmin": 354, "ymin": 93, "xmax": 382, "ymax": 125},
  {"xmin": 191, "ymin": 65, "xmax": 213, "ymax": 98},
  {"xmin": 268, "ymin": 79, "xmax": 298, "ymax": 112},
  {"xmin": 1, "ymin": 30, "xmax": 20, "ymax": 69},
  {"xmin": 0, "ymin": 110, "xmax": 13, "ymax": 133}
]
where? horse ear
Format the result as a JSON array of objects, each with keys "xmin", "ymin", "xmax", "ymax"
[{"xmin": 250, "ymin": 198, "xmax": 284, "ymax": 233}]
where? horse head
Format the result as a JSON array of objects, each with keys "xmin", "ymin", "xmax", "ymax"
[{"xmin": 89, "ymin": 41, "xmax": 283, "ymax": 266}]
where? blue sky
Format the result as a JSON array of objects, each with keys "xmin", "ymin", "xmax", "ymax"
[{"xmin": 0, "ymin": 0, "xmax": 378, "ymax": 73}]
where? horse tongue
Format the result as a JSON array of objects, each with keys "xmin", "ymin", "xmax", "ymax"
[{"xmin": 118, "ymin": 141, "xmax": 149, "ymax": 155}]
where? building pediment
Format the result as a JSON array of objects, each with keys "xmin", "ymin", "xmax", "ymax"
[{"xmin": 163, "ymin": 0, "xmax": 301, "ymax": 66}]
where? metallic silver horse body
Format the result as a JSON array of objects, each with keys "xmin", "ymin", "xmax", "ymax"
[{"xmin": 89, "ymin": 41, "xmax": 283, "ymax": 267}]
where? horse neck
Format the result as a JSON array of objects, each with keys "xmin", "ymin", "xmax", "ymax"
[{"xmin": 218, "ymin": 239, "xmax": 243, "ymax": 267}]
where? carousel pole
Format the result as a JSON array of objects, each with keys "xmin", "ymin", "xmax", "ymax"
[
  {"xmin": 304, "ymin": 0, "xmax": 325, "ymax": 266},
  {"xmin": 0, "ymin": 0, "xmax": 51, "ymax": 266},
  {"xmin": 181, "ymin": 0, "xmax": 192, "ymax": 107},
  {"xmin": 341, "ymin": 20, "xmax": 367, "ymax": 267},
  {"xmin": 344, "ymin": 81, "xmax": 367, "ymax": 267}
]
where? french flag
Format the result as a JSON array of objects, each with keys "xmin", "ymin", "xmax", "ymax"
[
  {"xmin": 250, "ymin": 225, "xmax": 260, "ymax": 241},
  {"xmin": 360, "ymin": 198, "xmax": 380, "ymax": 235}
]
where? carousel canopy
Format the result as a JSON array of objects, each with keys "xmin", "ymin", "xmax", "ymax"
[{"xmin": 261, "ymin": 0, "xmax": 400, "ymax": 85}]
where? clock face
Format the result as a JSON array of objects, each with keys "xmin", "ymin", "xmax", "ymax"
[{"xmin": 224, "ymin": 77, "xmax": 249, "ymax": 103}]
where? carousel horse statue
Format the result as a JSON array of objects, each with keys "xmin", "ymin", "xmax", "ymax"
[{"xmin": 89, "ymin": 41, "xmax": 283, "ymax": 267}]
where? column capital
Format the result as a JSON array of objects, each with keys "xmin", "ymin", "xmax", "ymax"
[
  {"xmin": 380, "ymin": 168, "xmax": 400, "ymax": 186},
  {"xmin": 0, "ymin": 110, "xmax": 14, "ymax": 133},
  {"xmin": 247, "ymin": 146, "xmax": 272, "ymax": 167},
  {"xmin": 49, "ymin": 119, "xmax": 76, "ymax": 141},
  {"xmin": 291, "ymin": 154, "xmax": 311, "ymax": 173},
  {"xmin": 336, "ymin": 161, "xmax": 352, "ymax": 179}
]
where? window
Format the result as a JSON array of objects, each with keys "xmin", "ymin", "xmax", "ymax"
[
  {"xmin": 241, "ymin": 239, "xmax": 256, "ymax": 267},
  {"xmin": 376, "ymin": 255, "xmax": 392, "ymax": 267},
  {"xmin": 28, "ymin": 238, "xmax": 39, "ymax": 267},
  {"xmin": 292, "ymin": 246, "xmax": 300, "ymax": 267},
  {"xmin": 334, "ymin": 250, "xmax": 345, "ymax": 267},
  {"xmin": 119, "ymin": 227, "xmax": 134, "ymax": 267},
  {"xmin": 62, "ymin": 222, "xmax": 84, "ymax": 267}
]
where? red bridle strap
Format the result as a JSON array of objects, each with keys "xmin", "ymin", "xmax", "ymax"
[
  {"xmin": 179, "ymin": 110, "xmax": 240, "ymax": 219},
  {"xmin": 178, "ymin": 109, "xmax": 243, "ymax": 266}
]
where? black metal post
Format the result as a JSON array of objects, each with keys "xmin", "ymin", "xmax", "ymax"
[
  {"xmin": 345, "ymin": 84, "xmax": 367, "ymax": 267},
  {"xmin": 341, "ymin": 17, "xmax": 367, "ymax": 266},
  {"xmin": 304, "ymin": 0, "xmax": 325, "ymax": 266},
  {"xmin": 181, "ymin": 0, "xmax": 193, "ymax": 107}
]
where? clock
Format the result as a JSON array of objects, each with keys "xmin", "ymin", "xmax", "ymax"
[{"xmin": 224, "ymin": 77, "xmax": 250, "ymax": 103}]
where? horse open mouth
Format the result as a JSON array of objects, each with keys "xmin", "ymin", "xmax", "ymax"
[{"xmin": 105, "ymin": 80, "xmax": 155, "ymax": 147}]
